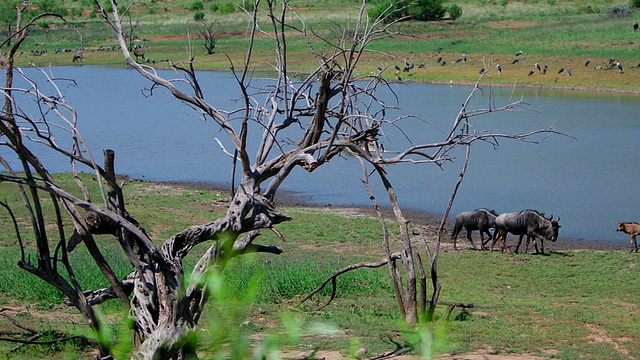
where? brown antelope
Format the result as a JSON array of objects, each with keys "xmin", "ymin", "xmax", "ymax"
[{"xmin": 617, "ymin": 222, "xmax": 640, "ymax": 252}]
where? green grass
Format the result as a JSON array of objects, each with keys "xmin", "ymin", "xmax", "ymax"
[{"xmin": 1, "ymin": 176, "xmax": 639, "ymax": 358}]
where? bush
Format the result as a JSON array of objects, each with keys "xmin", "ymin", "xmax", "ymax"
[
  {"xmin": 368, "ymin": 0, "xmax": 447, "ymax": 23},
  {"xmin": 368, "ymin": 1, "xmax": 401, "ymax": 22},
  {"xmin": 632, "ymin": 0, "xmax": 640, "ymax": 9},
  {"xmin": 189, "ymin": 0, "xmax": 204, "ymax": 11},
  {"xmin": 410, "ymin": 0, "xmax": 446, "ymax": 20},
  {"xmin": 218, "ymin": 3, "xmax": 236, "ymax": 14},
  {"xmin": 448, "ymin": 4, "xmax": 462, "ymax": 20},
  {"xmin": 193, "ymin": 11, "xmax": 205, "ymax": 21}
]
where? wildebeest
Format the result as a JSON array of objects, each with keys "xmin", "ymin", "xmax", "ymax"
[
  {"xmin": 492, "ymin": 210, "xmax": 560, "ymax": 254},
  {"xmin": 616, "ymin": 222, "xmax": 640, "ymax": 252},
  {"xmin": 451, "ymin": 208, "xmax": 497, "ymax": 251}
]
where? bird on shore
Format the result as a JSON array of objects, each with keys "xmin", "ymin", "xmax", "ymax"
[
  {"xmin": 534, "ymin": 63, "xmax": 541, "ymax": 71},
  {"xmin": 617, "ymin": 62, "xmax": 623, "ymax": 74},
  {"xmin": 512, "ymin": 58, "xmax": 520, "ymax": 64},
  {"xmin": 558, "ymin": 68, "xmax": 565, "ymax": 74},
  {"xmin": 528, "ymin": 69, "xmax": 535, "ymax": 76},
  {"xmin": 584, "ymin": 59, "xmax": 591, "ymax": 67},
  {"xmin": 567, "ymin": 68, "xmax": 572, "ymax": 76},
  {"xmin": 516, "ymin": 50, "xmax": 523, "ymax": 56},
  {"xmin": 543, "ymin": 64, "xmax": 548, "ymax": 74},
  {"xmin": 497, "ymin": 64, "xmax": 502, "ymax": 73},
  {"xmin": 437, "ymin": 56, "xmax": 442, "ymax": 63},
  {"xmin": 479, "ymin": 67, "xmax": 485, "ymax": 74}
]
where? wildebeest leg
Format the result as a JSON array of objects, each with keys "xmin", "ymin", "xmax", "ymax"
[
  {"xmin": 497, "ymin": 231, "xmax": 510, "ymax": 253},
  {"xmin": 515, "ymin": 234, "xmax": 525, "ymax": 254},
  {"xmin": 631, "ymin": 235, "xmax": 638, "ymax": 253},
  {"xmin": 490, "ymin": 230, "xmax": 503, "ymax": 251},
  {"xmin": 480, "ymin": 229, "xmax": 492, "ymax": 250},
  {"xmin": 530, "ymin": 236, "xmax": 541, "ymax": 254},
  {"xmin": 451, "ymin": 225, "xmax": 461, "ymax": 251},
  {"xmin": 483, "ymin": 229, "xmax": 496, "ymax": 250},
  {"xmin": 466, "ymin": 229, "xmax": 478, "ymax": 250}
]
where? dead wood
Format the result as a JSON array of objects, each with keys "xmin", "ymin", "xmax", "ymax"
[{"xmin": 298, "ymin": 253, "xmax": 402, "ymax": 310}]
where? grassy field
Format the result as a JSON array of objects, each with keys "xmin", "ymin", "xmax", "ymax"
[
  {"xmin": 10, "ymin": 0, "xmax": 640, "ymax": 92},
  {"xmin": 0, "ymin": 176, "xmax": 639, "ymax": 359}
]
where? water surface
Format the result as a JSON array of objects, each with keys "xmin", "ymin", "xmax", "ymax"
[{"xmin": 3, "ymin": 66, "xmax": 639, "ymax": 244}]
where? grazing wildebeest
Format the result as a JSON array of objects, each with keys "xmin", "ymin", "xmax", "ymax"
[
  {"xmin": 451, "ymin": 208, "xmax": 497, "ymax": 251},
  {"xmin": 492, "ymin": 210, "xmax": 560, "ymax": 254},
  {"xmin": 617, "ymin": 222, "xmax": 640, "ymax": 252}
]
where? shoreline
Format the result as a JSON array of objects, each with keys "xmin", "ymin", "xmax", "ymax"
[
  {"xmin": 418, "ymin": 78, "xmax": 640, "ymax": 95},
  {"xmin": 156, "ymin": 179, "xmax": 630, "ymax": 252}
]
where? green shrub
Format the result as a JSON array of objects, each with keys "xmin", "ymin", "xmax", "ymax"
[
  {"xmin": 194, "ymin": 11, "xmax": 205, "ymax": 21},
  {"xmin": 368, "ymin": 1, "xmax": 398, "ymax": 22},
  {"xmin": 34, "ymin": 0, "xmax": 68, "ymax": 15},
  {"xmin": 409, "ymin": 0, "xmax": 446, "ymax": 20},
  {"xmin": 102, "ymin": 1, "xmax": 113, "ymax": 13},
  {"xmin": 632, "ymin": 0, "xmax": 640, "ymax": 8},
  {"xmin": 218, "ymin": 3, "xmax": 236, "ymax": 14},
  {"xmin": 448, "ymin": 4, "xmax": 462, "ymax": 20},
  {"xmin": 209, "ymin": 3, "xmax": 219, "ymax": 11},
  {"xmin": 368, "ymin": 0, "xmax": 446, "ymax": 23},
  {"xmin": 243, "ymin": 1, "xmax": 255, "ymax": 12},
  {"xmin": 189, "ymin": 0, "xmax": 204, "ymax": 11}
]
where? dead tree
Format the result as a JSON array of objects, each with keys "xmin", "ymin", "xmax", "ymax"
[
  {"xmin": 0, "ymin": 0, "xmax": 560, "ymax": 358},
  {"xmin": 199, "ymin": 20, "xmax": 218, "ymax": 55}
]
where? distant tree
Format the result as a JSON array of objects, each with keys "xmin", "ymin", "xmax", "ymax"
[{"xmin": 199, "ymin": 20, "xmax": 217, "ymax": 54}]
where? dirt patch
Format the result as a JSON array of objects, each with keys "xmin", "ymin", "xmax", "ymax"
[{"xmin": 585, "ymin": 323, "xmax": 630, "ymax": 356}]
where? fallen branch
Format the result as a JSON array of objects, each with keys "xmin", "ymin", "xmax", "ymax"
[
  {"xmin": 440, "ymin": 301, "xmax": 497, "ymax": 321},
  {"xmin": 298, "ymin": 252, "xmax": 402, "ymax": 310},
  {"xmin": 0, "ymin": 310, "xmax": 92, "ymax": 353}
]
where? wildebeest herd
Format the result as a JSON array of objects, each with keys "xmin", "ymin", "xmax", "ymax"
[
  {"xmin": 452, "ymin": 208, "xmax": 640, "ymax": 253},
  {"xmin": 451, "ymin": 209, "xmax": 560, "ymax": 254}
]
